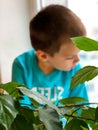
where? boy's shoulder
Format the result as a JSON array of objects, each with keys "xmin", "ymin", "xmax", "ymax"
[
  {"xmin": 18, "ymin": 49, "xmax": 35, "ymax": 57},
  {"xmin": 17, "ymin": 49, "xmax": 35, "ymax": 58},
  {"xmin": 14, "ymin": 49, "xmax": 36, "ymax": 62}
]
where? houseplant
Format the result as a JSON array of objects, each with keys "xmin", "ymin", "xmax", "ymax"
[{"xmin": 0, "ymin": 37, "xmax": 98, "ymax": 130}]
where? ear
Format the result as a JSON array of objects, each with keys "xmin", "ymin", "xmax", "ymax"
[{"xmin": 36, "ymin": 50, "xmax": 49, "ymax": 62}]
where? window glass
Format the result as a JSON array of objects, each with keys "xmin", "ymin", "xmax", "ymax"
[
  {"xmin": 41, "ymin": 0, "xmax": 68, "ymax": 7},
  {"xmin": 68, "ymin": 0, "xmax": 98, "ymax": 104}
]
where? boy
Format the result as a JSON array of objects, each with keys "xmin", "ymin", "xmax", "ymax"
[{"xmin": 12, "ymin": 5, "xmax": 89, "ymax": 107}]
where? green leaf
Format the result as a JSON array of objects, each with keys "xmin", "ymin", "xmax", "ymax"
[
  {"xmin": 0, "ymin": 82, "xmax": 25, "ymax": 97},
  {"xmin": 18, "ymin": 87, "xmax": 61, "ymax": 114},
  {"xmin": 0, "ymin": 95, "xmax": 18, "ymax": 130},
  {"xmin": 65, "ymin": 119, "xmax": 89, "ymax": 130},
  {"xmin": 33, "ymin": 123, "xmax": 47, "ymax": 130},
  {"xmin": 39, "ymin": 106, "xmax": 62, "ymax": 130},
  {"xmin": 71, "ymin": 36, "xmax": 98, "ymax": 51},
  {"xmin": 0, "ymin": 125, "xmax": 6, "ymax": 130},
  {"xmin": 95, "ymin": 107, "xmax": 98, "ymax": 122},
  {"xmin": 80, "ymin": 126, "xmax": 89, "ymax": 130},
  {"xmin": 70, "ymin": 66, "xmax": 98, "ymax": 89},
  {"xmin": 11, "ymin": 107, "xmax": 44, "ymax": 130},
  {"xmin": 59, "ymin": 97, "xmax": 86, "ymax": 105},
  {"xmin": 18, "ymin": 106, "xmax": 41, "ymax": 124},
  {"xmin": 92, "ymin": 123, "xmax": 98, "ymax": 130},
  {"xmin": 10, "ymin": 114, "xmax": 34, "ymax": 130},
  {"xmin": 30, "ymin": 98, "xmax": 39, "ymax": 108},
  {"xmin": 81, "ymin": 107, "xmax": 95, "ymax": 126}
]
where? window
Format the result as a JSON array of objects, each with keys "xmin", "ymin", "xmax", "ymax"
[
  {"xmin": 68, "ymin": 0, "xmax": 98, "ymax": 104},
  {"xmin": 41, "ymin": 0, "xmax": 68, "ymax": 7}
]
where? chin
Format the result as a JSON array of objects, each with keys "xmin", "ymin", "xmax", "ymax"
[
  {"xmin": 57, "ymin": 67, "xmax": 73, "ymax": 71},
  {"xmin": 62, "ymin": 68, "xmax": 72, "ymax": 71},
  {"xmin": 71, "ymin": 65, "xmax": 76, "ymax": 70},
  {"xmin": 66, "ymin": 68, "xmax": 72, "ymax": 71},
  {"xmin": 66, "ymin": 66, "xmax": 75, "ymax": 71}
]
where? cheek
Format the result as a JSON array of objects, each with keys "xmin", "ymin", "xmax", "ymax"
[
  {"xmin": 55, "ymin": 62, "xmax": 73, "ymax": 71},
  {"xmin": 55, "ymin": 60, "xmax": 72, "ymax": 68},
  {"xmin": 56, "ymin": 59, "xmax": 72, "ymax": 66},
  {"xmin": 49, "ymin": 57, "xmax": 73, "ymax": 68},
  {"xmin": 64, "ymin": 59, "xmax": 73, "ymax": 64}
]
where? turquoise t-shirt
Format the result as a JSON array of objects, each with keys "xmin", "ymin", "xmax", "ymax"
[{"xmin": 12, "ymin": 49, "xmax": 89, "ymax": 107}]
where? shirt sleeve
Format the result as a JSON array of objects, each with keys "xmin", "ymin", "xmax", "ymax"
[{"xmin": 12, "ymin": 58, "xmax": 25, "ymax": 84}]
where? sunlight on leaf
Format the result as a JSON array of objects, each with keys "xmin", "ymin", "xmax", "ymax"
[{"xmin": 18, "ymin": 87, "xmax": 61, "ymax": 114}]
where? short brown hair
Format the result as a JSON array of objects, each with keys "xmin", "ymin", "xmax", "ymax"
[{"xmin": 30, "ymin": 4, "xmax": 86, "ymax": 56}]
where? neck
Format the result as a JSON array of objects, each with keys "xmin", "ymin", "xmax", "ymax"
[{"xmin": 38, "ymin": 60, "xmax": 54, "ymax": 74}]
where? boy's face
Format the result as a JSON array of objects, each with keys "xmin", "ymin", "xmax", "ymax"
[{"xmin": 46, "ymin": 42, "xmax": 80, "ymax": 71}]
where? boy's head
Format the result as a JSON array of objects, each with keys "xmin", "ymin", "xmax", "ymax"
[{"xmin": 30, "ymin": 4, "xmax": 86, "ymax": 56}]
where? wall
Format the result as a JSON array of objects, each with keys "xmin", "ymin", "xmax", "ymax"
[{"xmin": 0, "ymin": 0, "xmax": 38, "ymax": 83}]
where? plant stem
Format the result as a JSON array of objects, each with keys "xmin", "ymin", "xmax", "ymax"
[{"xmin": 64, "ymin": 113, "xmax": 95, "ymax": 122}]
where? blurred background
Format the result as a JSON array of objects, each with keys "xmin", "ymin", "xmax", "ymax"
[{"xmin": 0, "ymin": 0, "xmax": 98, "ymax": 104}]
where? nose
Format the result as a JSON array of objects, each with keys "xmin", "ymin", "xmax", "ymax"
[{"xmin": 74, "ymin": 55, "xmax": 80, "ymax": 63}]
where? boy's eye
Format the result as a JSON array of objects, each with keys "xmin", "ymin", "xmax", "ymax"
[{"xmin": 66, "ymin": 56, "xmax": 74, "ymax": 60}]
